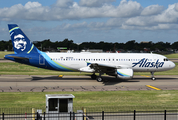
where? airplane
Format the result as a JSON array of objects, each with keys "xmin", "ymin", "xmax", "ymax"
[{"xmin": 4, "ymin": 24, "xmax": 175, "ymax": 82}]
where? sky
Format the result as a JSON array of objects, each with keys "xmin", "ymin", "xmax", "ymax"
[{"xmin": 0, "ymin": 0, "xmax": 178, "ymax": 44}]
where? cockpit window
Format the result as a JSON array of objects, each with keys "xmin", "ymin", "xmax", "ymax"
[{"xmin": 164, "ymin": 58, "xmax": 169, "ymax": 61}]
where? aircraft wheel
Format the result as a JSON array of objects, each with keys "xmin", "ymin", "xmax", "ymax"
[
  {"xmin": 96, "ymin": 77, "xmax": 103, "ymax": 82},
  {"xmin": 152, "ymin": 77, "xmax": 156, "ymax": 81},
  {"xmin": 91, "ymin": 74, "xmax": 97, "ymax": 79}
]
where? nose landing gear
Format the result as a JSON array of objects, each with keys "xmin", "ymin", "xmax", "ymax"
[{"xmin": 151, "ymin": 72, "xmax": 156, "ymax": 81}]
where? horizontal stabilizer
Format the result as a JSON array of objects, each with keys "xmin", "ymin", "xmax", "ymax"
[
  {"xmin": 4, "ymin": 54, "xmax": 29, "ymax": 60},
  {"xmin": 6, "ymin": 56, "xmax": 29, "ymax": 60}
]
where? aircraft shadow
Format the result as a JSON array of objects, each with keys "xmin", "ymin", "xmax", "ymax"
[
  {"xmin": 31, "ymin": 76, "xmax": 92, "ymax": 81},
  {"xmin": 102, "ymin": 76, "xmax": 177, "ymax": 85},
  {"xmin": 102, "ymin": 76, "xmax": 139, "ymax": 85},
  {"xmin": 30, "ymin": 75, "xmax": 177, "ymax": 86},
  {"xmin": 132, "ymin": 77, "xmax": 177, "ymax": 80},
  {"xmin": 31, "ymin": 76, "xmax": 139, "ymax": 85}
]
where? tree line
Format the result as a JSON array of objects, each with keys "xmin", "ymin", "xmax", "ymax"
[{"xmin": 1, "ymin": 39, "xmax": 178, "ymax": 53}]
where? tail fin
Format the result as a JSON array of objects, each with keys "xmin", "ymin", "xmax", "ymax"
[{"xmin": 8, "ymin": 24, "xmax": 39, "ymax": 54}]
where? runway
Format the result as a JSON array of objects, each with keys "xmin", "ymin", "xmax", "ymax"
[{"xmin": 0, "ymin": 75, "xmax": 178, "ymax": 92}]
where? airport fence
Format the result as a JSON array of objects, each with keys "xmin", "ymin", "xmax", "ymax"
[
  {"xmin": 1, "ymin": 105, "xmax": 178, "ymax": 114},
  {"xmin": 0, "ymin": 110, "xmax": 178, "ymax": 120}
]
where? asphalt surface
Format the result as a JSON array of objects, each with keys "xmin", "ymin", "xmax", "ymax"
[{"xmin": 0, "ymin": 75, "xmax": 177, "ymax": 92}]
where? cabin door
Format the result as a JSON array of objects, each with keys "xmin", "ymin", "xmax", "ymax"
[{"xmin": 39, "ymin": 54, "xmax": 45, "ymax": 65}]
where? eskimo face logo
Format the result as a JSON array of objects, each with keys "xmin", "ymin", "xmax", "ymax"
[{"xmin": 14, "ymin": 34, "xmax": 27, "ymax": 51}]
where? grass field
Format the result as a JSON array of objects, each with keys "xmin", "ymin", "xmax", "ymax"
[
  {"xmin": 164, "ymin": 53, "xmax": 178, "ymax": 58},
  {"xmin": 0, "ymin": 90, "xmax": 178, "ymax": 112},
  {"xmin": 0, "ymin": 62, "xmax": 178, "ymax": 75},
  {"xmin": 0, "ymin": 51, "xmax": 14, "ymax": 58},
  {"xmin": 0, "ymin": 62, "xmax": 93, "ymax": 75}
]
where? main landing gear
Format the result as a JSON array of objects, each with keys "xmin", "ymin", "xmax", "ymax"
[
  {"xmin": 91, "ymin": 73, "xmax": 103, "ymax": 82},
  {"xmin": 91, "ymin": 73, "xmax": 97, "ymax": 79},
  {"xmin": 96, "ymin": 77, "xmax": 103, "ymax": 82},
  {"xmin": 151, "ymin": 72, "xmax": 156, "ymax": 81}
]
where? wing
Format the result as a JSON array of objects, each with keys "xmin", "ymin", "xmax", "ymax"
[
  {"xmin": 90, "ymin": 63, "xmax": 130, "ymax": 72},
  {"xmin": 89, "ymin": 63, "xmax": 133, "ymax": 79}
]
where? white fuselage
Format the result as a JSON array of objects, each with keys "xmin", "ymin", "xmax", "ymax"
[{"xmin": 46, "ymin": 52, "xmax": 175, "ymax": 72}]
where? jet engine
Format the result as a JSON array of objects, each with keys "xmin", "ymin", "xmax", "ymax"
[{"xmin": 116, "ymin": 68, "xmax": 133, "ymax": 80}]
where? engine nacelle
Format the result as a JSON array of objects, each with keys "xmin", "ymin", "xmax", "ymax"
[{"xmin": 116, "ymin": 68, "xmax": 133, "ymax": 80}]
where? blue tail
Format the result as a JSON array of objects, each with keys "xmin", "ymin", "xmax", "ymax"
[
  {"xmin": 6, "ymin": 24, "xmax": 72, "ymax": 71},
  {"xmin": 5, "ymin": 24, "xmax": 43, "ymax": 67},
  {"xmin": 8, "ymin": 24, "xmax": 39, "ymax": 54}
]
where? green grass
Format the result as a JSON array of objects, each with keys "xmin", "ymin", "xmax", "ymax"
[
  {"xmin": 0, "ymin": 51, "xmax": 14, "ymax": 58},
  {"xmin": 164, "ymin": 53, "xmax": 178, "ymax": 58},
  {"xmin": 0, "ymin": 62, "xmax": 92, "ymax": 75},
  {"xmin": 0, "ymin": 91, "xmax": 178, "ymax": 112},
  {"xmin": 0, "ymin": 62, "xmax": 178, "ymax": 75}
]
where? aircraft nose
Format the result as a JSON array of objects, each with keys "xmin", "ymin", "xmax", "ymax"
[{"xmin": 169, "ymin": 61, "xmax": 176, "ymax": 69}]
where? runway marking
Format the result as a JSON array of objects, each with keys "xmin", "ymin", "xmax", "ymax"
[
  {"xmin": 146, "ymin": 85, "xmax": 161, "ymax": 90},
  {"xmin": 141, "ymin": 75, "xmax": 150, "ymax": 78},
  {"xmin": 58, "ymin": 75, "xmax": 63, "ymax": 77}
]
